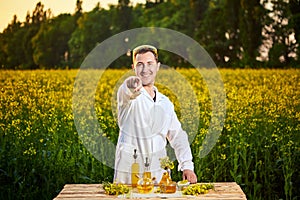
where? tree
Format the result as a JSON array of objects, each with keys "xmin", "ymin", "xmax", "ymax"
[
  {"xmin": 196, "ymin": 1, "xmax": 230, "ymax": 67},
  {"xmin": 110, "ymin": 0, "xmax": 133, "ymax": 34},
  {"xmin": 0, "ymin": 15, "xmax": 24, "ymax": 69},
  {"xmin": 75, "ymin": 0, "xmax": 83, "ymax": 14},
  {"xmin": 223, "ymin": 0, "xmax": 243, "ymax": 67},
  {"xmin": 265, "ymin": 0, "xmax": 298, "ymax": 67},
  {"xmin": 289, "ymin": 0, "xmax": 300, "ymax": 65},
  {"xmin": 189, "ymin": 0, "xmax": 209, "ymax": 33},
  {"xmin": 31, "ymin": 2, "xmax": 52, "ymax": 24},
  {"xmin": 75, "ymin": 0, "xmax": 83, "ymax": 20},
  {"xmin": 0, "ymin": 33, "xmax": 6, "ymax": 68},
  {"xmin": 1, "ymin": 0, "xmax": 299, "ymax": 69},
  {"xmin": 135, "ymin": 0, "xmax": 196, "ymax": 66},
  {"xmin": 197, "ymin": 0, "xmax": 266, "ymax": 68},
  {"xmin": 21, "ymin": 3, "xmax": 51, "ymax": 69},
  {"xmin": 32, "ymin": 14, "xmax": 76, "ymax": 69},
  {"xmin": 239, "ymin": 0, "xmax": 265, "ymax": 67},
  {"xmin": 68, "ymin": 6, "xmax": 112, "ymax": 67}
]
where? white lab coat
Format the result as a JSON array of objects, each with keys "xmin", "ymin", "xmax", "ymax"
[{"xmin": 114, "ymin": 81, "xmax": 194, "ymax": 184}]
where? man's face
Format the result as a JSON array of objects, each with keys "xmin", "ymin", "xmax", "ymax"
[{"xmin": 133, "ymin": 51, "xmax": 160, "ymax": 86}]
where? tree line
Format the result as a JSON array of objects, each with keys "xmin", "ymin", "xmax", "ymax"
[{"xmin": 0, "ymin": 0, "xmax": 299, "ymax": 69}]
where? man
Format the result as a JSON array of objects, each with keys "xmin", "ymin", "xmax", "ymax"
[{"xmin": 114, "ymin": 44, "xmax": 197, "ymax": 184}]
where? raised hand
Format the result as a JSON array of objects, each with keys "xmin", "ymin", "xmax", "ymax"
[{"xmin": 126, "ymin": 76, "xmax": 143, "ymax": 98}]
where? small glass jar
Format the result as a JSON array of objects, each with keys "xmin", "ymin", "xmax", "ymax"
[
  {"xmin": 137, "ymin": 177, "xmax": 154, "ymax": 194},
  {"xmin": 160, "ymin": 181, "xmax": 177, "ymax": 193}
]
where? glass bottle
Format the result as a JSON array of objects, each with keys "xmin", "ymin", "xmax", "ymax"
[
  {"xmin": 131, "ymin": 149, "xmax": 139, "ymax": 187},
  {"xmin": 143, "ymin": 157, "xmax": 151, "ymax": 179}
]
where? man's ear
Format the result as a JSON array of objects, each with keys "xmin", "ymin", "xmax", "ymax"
[
  {"xmin": 131, "ymin": 64, "xmax": 135, "ymax": 70},
  {"xmin": 157, "ymin": 62, "xmax": 161, "ymax": 71}
]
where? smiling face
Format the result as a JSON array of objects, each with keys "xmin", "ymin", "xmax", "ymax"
[{"xmin": 132, "ymin": 51, "xmax": 160, "ymax": 86}]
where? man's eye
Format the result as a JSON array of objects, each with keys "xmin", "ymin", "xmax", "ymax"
[
  {"xmin": 148, "ymin": 62, "xmax": 156, "ymax": 67},
  {"xmin": 136, "ymin": 63, "xmax": 143, "ymax": 68}
]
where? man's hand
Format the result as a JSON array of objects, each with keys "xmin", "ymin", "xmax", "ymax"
[
  {"xmin": 182, "ymin": 169, "xmax": 197, "ymax": 184},
  {"xmin": 126, "ymin": 76, "xmax": 143, "ymax": 98}
]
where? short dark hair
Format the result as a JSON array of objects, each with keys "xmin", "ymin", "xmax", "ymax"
[{"xmin": 132, "ymin": 45, "xmax": 158, "ymax": 63}]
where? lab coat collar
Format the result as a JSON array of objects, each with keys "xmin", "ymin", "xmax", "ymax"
[{"xmin": 140, "ymin": 85, "xmax": 162, "ymax": 102}]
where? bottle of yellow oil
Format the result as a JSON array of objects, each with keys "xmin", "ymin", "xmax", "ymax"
[
  {"xmin": 136, "ymin": 157, "xmax": 154, "ymax": 194},
  {"xmin": 131, "ymin": 149, "xmax": 139, "ymax": 187},
  {"xmin": 143, "ymin": 157, "xmax": 151, "ymax": 179}
]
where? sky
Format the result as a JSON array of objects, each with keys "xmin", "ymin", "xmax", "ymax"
[{"xmin": 0, "ymin": 0, "xmax": 145, "ymax": 32}]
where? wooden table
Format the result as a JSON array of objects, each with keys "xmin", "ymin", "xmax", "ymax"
[{"xmin": 54, "ymin": 182, "xmax": 247, "ymax": 200}]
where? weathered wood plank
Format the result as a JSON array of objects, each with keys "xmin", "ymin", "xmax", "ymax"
[{"xmin": 54, "ymin": 182, "xmax": 247, "ymax": 200}]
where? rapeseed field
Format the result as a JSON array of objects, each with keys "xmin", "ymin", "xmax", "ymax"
[{"xmin": 0, "ymin": 69, "xmax": 299, "ymax": 199}]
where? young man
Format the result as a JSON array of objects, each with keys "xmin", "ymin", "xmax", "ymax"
[{"xmin": 114, "ymin": 45, "xmax": 197, "ymax": 184}]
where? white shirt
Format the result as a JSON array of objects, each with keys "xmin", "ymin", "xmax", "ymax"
[{"xmin": 114, "ymin": 82, "xmax": 194, "ymax": 184}]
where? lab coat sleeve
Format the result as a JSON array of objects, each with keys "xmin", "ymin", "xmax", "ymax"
[
  {"xmin": 117, "ymin": 79, "xmax": 141, "ymax": 126},
  {"xmin": 167, "ymin": 111, "xmax": 194, "ymax": 172}
]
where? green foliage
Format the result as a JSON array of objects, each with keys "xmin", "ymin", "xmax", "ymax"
[
  {"xmin": 0, "ymin": 69, "xmax": 299, "ymax": 200},
  {"xmin": 239, "ymin": 0, "xmax": 265, "ymax": 65},
  {"xmin": 32, "ymin": 14, "xmax": 76, "ymax": 69},
  {"xmin": 196, "ymin": 1, "xmax": 229, "ymax": 66},
  {"xmin": 0, "ymin": 0, "xmax": 299, "ymax": 68},
  {"xmin": 264, "ymin": 0, "xmax": 298, "ymax": 68},
  {"xmin": 68, "ymin": 8, "xmax": 113, "ymax": 68},
  {"xmin": 0, "ymin": 70, "xmax": 114, "ymax": 199},
  {"xmin": 1, "ymin": 20, "xmax": 25, "ymax": 69}
]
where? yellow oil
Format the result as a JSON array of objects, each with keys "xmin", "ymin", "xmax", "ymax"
[
  {"xmin": 137, "ymin": 183, "xmax": 154, "ymax": 193},
  {"xmin": 143, "ymin": 171, "xmax": 151, "ymax": 179},
  {"xmin": 131, "ymin": 163, "xmax": 139, "ymax": 187},
  {"xmin": 164, "ymin": 185, "xmax": 176, "ymax": 193}
]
